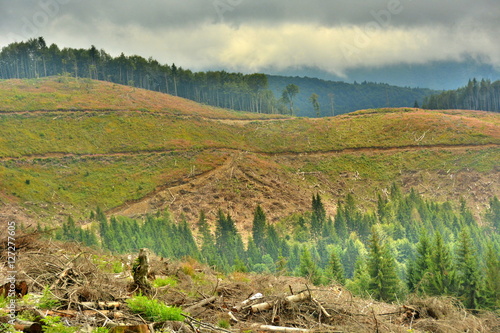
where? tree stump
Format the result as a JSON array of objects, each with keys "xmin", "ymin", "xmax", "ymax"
[{"xmin": 132, "ymin": 248, "xmax": 153, "ymax": 295}]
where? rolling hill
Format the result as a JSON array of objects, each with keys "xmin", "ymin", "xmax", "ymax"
[{"xmin": 0, "ymin": 76, "xmax": 499, "ymax": 230}]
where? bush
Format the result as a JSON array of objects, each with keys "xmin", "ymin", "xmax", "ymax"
[{"xmin": 126, "ymin": 295, "xmax": 184, "ymax": 321}]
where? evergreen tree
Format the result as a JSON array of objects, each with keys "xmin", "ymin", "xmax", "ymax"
[
  {"xmin": 483, "ymin": 242, "xmax": 500, "ymax": 310},
  {"xmin": 407, "ymin": 231, "xmax": 431, "ymax": 293},
  {"xmin": 425, "ymin": 232, "xmax": 456, "ymax": 296},
  {"xmin": 252, "ymin": 205, "xmax": 267, "ymax": 249},
  {"xmin": 327, "ymin": 248, "xmax": 346, "ymax": 285},
  {"xmin": 366, "ymin": 226, "xmax": 401, "ymax": 302},
  {"xmin": 341, "ymin": 238, "xmax": 359, "ymax": 279},
  {"xmin": 455, "ymin": 230, "xmax": 481, "ymax": 309},
  {"xmin": 334, "ymin": 201, "xmax": 349, "ymax": 240},
  {"xmin": 299, "ymin": 247, "xmax": 321, "ymax": 285},
  {"xmin": 346, "ymin": 256, "xmax": 370, "ymax": 297},
  {"xmin": 264, "ymin": 224, "xmax": 280, "ymax": 261},
  {"xmin": 311, "ymin": 193, "xmax": 326, "ymax": 237}
]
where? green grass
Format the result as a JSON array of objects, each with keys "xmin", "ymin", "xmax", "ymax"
[
  {"xmin": 153, "ymin": 277, "xmax": 178, "ymax": 288},
  {"xmin": 0, "ymin": 150, "xmax": 229, "ymax": 217},
  {"xmin": 126, "ymin": 295, "xmax": 184, "ymax": 321}
]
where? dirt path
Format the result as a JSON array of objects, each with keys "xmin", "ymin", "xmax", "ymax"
[
  {"xmin": 106, "ymin": 143, "xmax": 499, "ymax": 218},
  {"xmin": 2, "ymin": 142, "xmax": 497, "ymax": 162}
]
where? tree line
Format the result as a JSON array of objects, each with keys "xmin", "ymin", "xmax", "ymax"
[
  {"xmin": 1, "ymin": 38, "xmax": 439, "ymax": 117},
  {"xmin": 423, "ymin": 78, "xmax": 500, "ymax": 112},
  {"xmin": 54, "ymin": 185, "xmax": 500, "ymax": 310},
  {"xmin": 0, "ymin": 37, "xmax": 292, "ymax": 114}
]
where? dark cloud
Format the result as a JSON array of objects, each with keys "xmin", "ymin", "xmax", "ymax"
[{"xmin": 1, "ymin": 0, "xmax": 499, "ymax": 74}]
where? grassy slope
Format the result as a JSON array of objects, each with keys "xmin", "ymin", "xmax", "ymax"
[{"xmin": 0, "ymin": 77, "xmax": 499, "ymax": 223}]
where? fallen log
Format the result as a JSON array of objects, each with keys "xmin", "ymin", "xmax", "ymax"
[
  {"xmin": 251, "ymin": 292, "xmax": 310, "ymax": 313},
  {"xmin": 251, "ymin": 324, "xmax": 312, "ymax": 332},
  {"xmin": 183, "ymin": 295, "xmax": 218, "ymax": 314},
  {"xmin": 79, "ymin": 301, "xmax": 123, "ymax": 310},
  {"xmin": 109, "ymin": 324, "xmax": 150, "ymax": 333},
  {"xmin": 14, "ymin": 322, "xmax": 43, "ymax": 333}
]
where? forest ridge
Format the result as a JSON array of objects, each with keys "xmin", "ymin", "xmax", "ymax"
[{"xmin": 0, "ymin": 37, "xmax": 443, "ymax": 116}]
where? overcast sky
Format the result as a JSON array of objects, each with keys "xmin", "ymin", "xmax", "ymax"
[{"xmin": 1, "ymin": 0, "xmax": 499, "ymax": 78}]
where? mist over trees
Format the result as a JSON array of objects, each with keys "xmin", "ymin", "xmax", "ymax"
[{"xmin": 1, "ymin": 37, "xmax": 441, "ymax": 117}]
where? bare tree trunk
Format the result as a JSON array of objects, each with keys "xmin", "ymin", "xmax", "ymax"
[{"xmin": 132, "ymin": 248, "xmax": 153, "ymax": 295}]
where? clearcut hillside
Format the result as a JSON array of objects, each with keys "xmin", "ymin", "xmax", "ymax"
[{"xmin": 0, "ymin": 77, "xmax": 498, "ymax": 229}]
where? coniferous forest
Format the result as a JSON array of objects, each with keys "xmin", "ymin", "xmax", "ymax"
[
  {"xmin": 1, "ymin": 37, "xmax": 438, "ymax": 116},
  {"xmin": 423, "ymin": 78, "xmax": 500, "ymax": 112},
  {"xmin": 54, "ymin": 185, "xmax": 500, "ymax": 311}
]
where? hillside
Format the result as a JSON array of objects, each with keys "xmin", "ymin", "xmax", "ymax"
[
  {"xmin": 0, "ymin": 77, "xmax": 499, "ymax": 229},
  {"xmin": 0, "ymin": 39, "xmax": 436, "ymax": 117}
]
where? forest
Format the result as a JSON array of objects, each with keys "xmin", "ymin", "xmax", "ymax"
[
  {"xmin": 50, "ymin": 184, "xmax": 500, "ymax": 311},
  {"xmin": 1, "ymin": 37, "xmax": 436, "ymax": 116},
  {"xmin": 423, "ymin": 78, "xmax": 500, "ymax": 112}
]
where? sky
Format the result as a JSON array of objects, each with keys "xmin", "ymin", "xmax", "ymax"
[{"xmin": 1, "ymin": 0, "xmax": 499, "ymax": 83}]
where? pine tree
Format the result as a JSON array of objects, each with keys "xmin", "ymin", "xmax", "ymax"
[
  {"xmin": 299, "ymin": 247, "xmax": 321, "ymax": 285},
  {"xmin": 483, "ymin": 242, "xmax": 500, "ymax": 310},
  {"xmin": 252, "ymin": 205, "xmax": 267, "ymax": 249},
  {"xmin": 311, "ymin": 193, "xmax": 326, "ymax": 237},
  {"xmin": 327, "ymin": 248, "xmax": 346, "ymax": 285},
  {"xmin": 425, "ymin": 232, "xmax": 456, "ymax": 296},
  {"xmin": 407, "ymin": 231, "xmax": 431, "ymax": 293},
  {"xmin": 455, "ymin": 230, "xmax": 481, "ymax": 309},
  {"xmin": 366, "ymin": 226, "xmax": 400, "ymax": 302},
  {"xmin": 341, "ymin": 238, "xmax": 359, "ymax": 279},
  {"xmin": 346, "ymin": 256, "xmax": 370, "ymax": 297},
  {"xmin": 334, "ymin": 201, "xmax": 349, "ymax": 240}
]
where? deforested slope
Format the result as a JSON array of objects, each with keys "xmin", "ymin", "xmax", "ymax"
[{"xmin": 0, "ymin": 77, "xmax": 499, "ymax": 226}]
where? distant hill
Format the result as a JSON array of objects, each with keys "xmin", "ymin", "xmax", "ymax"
[
  {"xmin": 267, "ymin": 75, "xmax": 436, "ymax": 117},
  {"xmin": 265, "ymin": 59, "xmax": 500, "ymax": 90}
]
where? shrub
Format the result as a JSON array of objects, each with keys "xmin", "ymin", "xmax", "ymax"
[{"xmin": 126, "ymin": 295, "xmax": 184, "ymax": 321}]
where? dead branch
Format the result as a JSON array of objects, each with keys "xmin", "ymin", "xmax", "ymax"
[
  {"xmin": 183, "ymin": 295, "xmax": 218, "ymax": 314},
  {"xmin": 251, "ymin": 324, "xmax": 312, "ymax": 332}
]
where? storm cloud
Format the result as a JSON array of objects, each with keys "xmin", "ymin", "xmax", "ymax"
[{"xmin": 1, "ymin": 0, "xmax": 499, "ymax": 76}]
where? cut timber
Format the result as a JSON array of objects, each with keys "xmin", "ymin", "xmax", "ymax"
[
  {"xmin": 251, "ymin": 292, "xmax": 310, "ymax": 313},
  {"xmin": 183, "ymin": 295, "xmax": 218, "ymax": 314},
  {"xmin": 14, "ymin": 323, "xmax": 42, "ymax": 333},
  {"xmin": 79, "ymin": 301, "xmax": 122, "ymax": 310},
  {"xmin": 109, "ymin": 324, "xmax": 150, "ymax": 333},
  {"xmin": 251, "ymin": 324, "xmax": 311, "ymax": 332}
]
